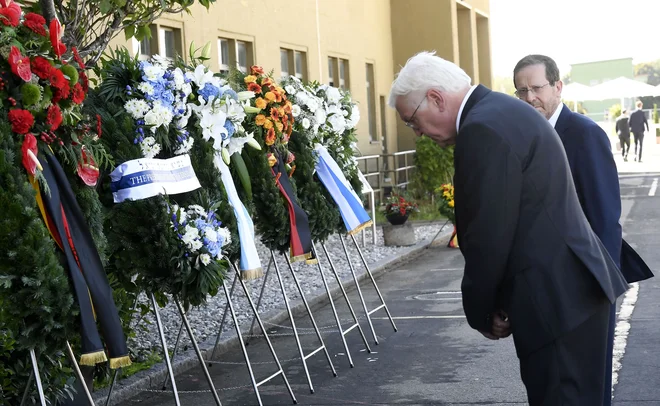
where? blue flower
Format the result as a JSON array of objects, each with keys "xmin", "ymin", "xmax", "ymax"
[
  {"xmin": 223, "ymin": 89, "xmax": 238, "ymax": 101},
  {"xmin": 199, "ymin": 83, "xmax": 221, "ymax": 101},
  {"xmin": 223, "ymin": 120, "xmax": 235, "ymax": 138}
]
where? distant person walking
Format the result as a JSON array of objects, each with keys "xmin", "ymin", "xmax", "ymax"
[
  {"xmin": 629, "ymin": 100, "xmax": 649, "ymax": 162},
  {"xmin": 616, "ymin": 109, "xmax": 631, "ymax": 161}
]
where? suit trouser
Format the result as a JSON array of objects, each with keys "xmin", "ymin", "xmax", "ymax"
[
  {"xmin": 633, "ymin": 131, "xmax": 644, "ymax": 160},
  {"xmin": 603, "ymin": 303, "xmax": 616, "ymax": 406},
  {"xmin": 619, "ymin": 136, "xmax": 630, "ymax": 157},
  {"xmin": 519, "ymin": 298, "xmax": 610, "ymax": 406}
]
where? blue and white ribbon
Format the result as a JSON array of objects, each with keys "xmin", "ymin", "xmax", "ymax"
[
  {"xmin": 110, "ymin": 155, "xmax": 201, "ymax": 203},
  {"xmin": 313, "ymin": 144, "xmax": 372, "ymax": 235},
  {"xmin": 214, "ymin": 155, "xmax": 263, "ymax": 280}
]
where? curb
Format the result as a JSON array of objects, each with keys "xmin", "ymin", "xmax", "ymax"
[{"xmin": 93, "ymin": 223, "xmax": 453, "ymax": 405}]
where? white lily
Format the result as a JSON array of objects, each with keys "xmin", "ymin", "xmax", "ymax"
[{"xmin": 237, "ymin": 91, "xmax": 255, "ymax": 101}]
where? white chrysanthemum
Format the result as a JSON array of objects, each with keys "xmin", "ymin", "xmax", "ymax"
[
  {"xmin": 306, "ymin": 98, "xmax": 319, "ymax": 113},
  {"xmin": 291, "ymin": 104, "xmax": 301, "ymax": 117},
  {"xmin": 302, "ymin": 117, "xmax": 311, "ymax": 129},
  {"xmin": 285, "ymin": 85, "xmax": 296, "ymax": 95},
  {"xmin": 204, "ymin": 227, "xmax": 218, "ymax": 242},
  {"xmin": 328, "ymin": 113, "xmax": 346, "ymax": 134},
  {"xmin": 137, "ymin": 82, "xmax": 155, "ymax": 95},
  {"xmin": 142, "ymin": 63, "xmax": 166, "ymax": 82},
  {"xmin": 181, "ymin": 225, "xmax": 200, "ymax": 246},
  {"xmin": 140, "ymin": 136, "xmax": 161, "ymax": 158},
  {"xmin": 188, "ymin": 205, "xmax": 206, "ymax": 216},
  {"xmin": 174, "ymin": 137, "xmax": 194, "ymax": 155},
  {"xmin": 124, "ymin": 99, "xmax": 150, "ymax": 119},
  {"xmin": 144, "ymin": 102, "xmax": 174, "ymax": 131},
  {"xmin": 314, "ymin": 108, "xmax": 327, "ymax": 126},
  {"xmin": 326, "ymin": 86, "xmax": 341, "ymax": 104},
  {"xmin": 199, "ymin": 253, "xmax": 211, "ymax": 266},
  {"xmin": 190, "ymin": 239, "xmax": 203, "ymax": 252}
]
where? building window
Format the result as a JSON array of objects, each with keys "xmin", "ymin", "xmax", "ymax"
[
  {"xmin": 158, "ymin": 27, "xmax": 181, "ymax": 61},
  {"xmin": 218, "ymin": 38, "xmax": 254, "ymax": 74},
  {"xmin": 366, "ymin": 63, "xmax": 377, "ymax": 141},
  {"xmin": 294, "ymin": 51, "xmax": 305, "ymax": 79},
  {"xmin": 280, "ymin": 49, "xmax": 290, "ymax": 78},
  {"xmin": 328, "ymin": 57, "xmax": 335, "ymax": 87},
  {"xmin": 139, "ymin": 37, "xmax": 151, "ymax": 59},
  {"xmin": 280, "ymin": 48, "xmax": 307, "ymax": 80},
  {"xmin": 218, "ymin": 38, "xmax": 230, "ymax": 73},
  {"xmin": 328, "ymin": 57, "xmax": 349, "ymax": 90},
  {"xmin": 236, "ymin": 41, "xmax": 248, "ymax": 73}
]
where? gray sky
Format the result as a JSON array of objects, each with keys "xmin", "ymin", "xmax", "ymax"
[{"xmin": 490, "ymin": 0, "xmax": 660, "ymax": 77}]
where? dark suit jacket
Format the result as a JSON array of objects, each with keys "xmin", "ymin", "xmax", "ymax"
[
  {"xmin": 555, "ymin": 105, "xmax": 653, "ymax": 283},
  {"xmin": 454, "ymin": 85, "xmax": 629, "ymax": 357},
  {"xmin": 616, "ymin": 115, "xmax": 630, "ymax": 138},
  {"xmin": 629, "ymin": 109, "xmax": 648, "ymax": 134}
]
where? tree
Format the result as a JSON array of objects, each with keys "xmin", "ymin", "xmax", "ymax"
[
  {"xmin": 36, "ymin": 0, "xmax": 215, "ymax": 67},
  {"xmin": 493, "ymin": 76, "xmax": 516, "ymax": 96},
  {"xmin": 561, "ymin": 72, "xmax": 571, "ymax": 85},
  {"xmin": 634, "ymin": 60, "xmax": 660, "ymax": 109}
]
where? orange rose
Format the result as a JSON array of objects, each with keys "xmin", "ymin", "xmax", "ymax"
[
  {"xmin": 276, "ymin": 121, "xmax": 283, "ymax": 132},
  {"xmin": 262, "ymin": 77, "xmax": 273, "ymax": 87},
  {"xmin": 283, "ymin": 102, "xmax": 292, "ymax": 114},
  {"xmin": 263, "ymin": 119, "xmax": 273, "ymax": 129},
  {"xmin": 277, "ymin": 107, "xmax": 285, "ymax": 117},
  {"xmin": 265, "ymin": 127, "xmax": 276, "ymax": 146},
  {"xmin": 264, "ymin": 92, "xmax": 276, "ymax": 102},
  {"xmin": 251, "ymin": 65, "xmax": 265, "ymax": 75},
  {"xmin": 255, "ymin": 114, "xmax": 266, "ymax": 126},
  {"xmin": 255, "ymin": 97, "xmax": 267, "ymax": 110},
  {"xmin": 244, "ymin": 75, "xmax": 257, "ymax": 84}
]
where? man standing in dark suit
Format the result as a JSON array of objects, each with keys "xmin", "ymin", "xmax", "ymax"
[
  {"xmin": 389, "ymin": 51, "xmax": 629, "ymax": 405},
  {"xmin": 513, "ymin": 54, "xmax": 654, "ymax": 406},
  {"xmin": 616, "ymin": 109, "xmax": 631, "ymax": 161},
  {"xmin": 629, "ymin": 100, "xmax": 649, "ymax": 162}
]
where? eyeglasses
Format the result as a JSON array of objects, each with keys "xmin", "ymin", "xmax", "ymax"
[
  {"xmin": 404, "ymin": 95, "xmax": 427, "ymax": 129},
  {"xmin": 515, "ymin": 82, "xmax": 550, "ymax": 98}
]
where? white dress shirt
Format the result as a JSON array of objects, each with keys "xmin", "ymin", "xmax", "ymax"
[
  {"xmin": 548, "ymin": 103, "xmax": 564, "ymax": 128},
  {"xmin": 456, "ymin": 85, "xmax": 478, "ymax": 133}
]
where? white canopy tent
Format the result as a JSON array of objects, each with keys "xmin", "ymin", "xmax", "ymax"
[
  {"xmin": 562, "ymin": 82, "xmax": 597, "ymax": 112},
  {"xmin": 588, "ymin": 76, "xmax": 660, "ymax": 109}
]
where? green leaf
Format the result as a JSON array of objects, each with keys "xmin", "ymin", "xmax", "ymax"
[
  {"xmin": 124, "ymin": 25, "xmax": 135, "ymax": 40},
  {"xmin": 99, "ymin": 0, "xmax": 113, "ymax": 14},
  {"xmin": 231, "ymin": 152, "xmax": 252, "ymax": 200}
]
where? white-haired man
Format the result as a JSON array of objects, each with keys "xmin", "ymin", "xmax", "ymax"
[{"xmin": 389, "ymin": 51, "xmax": 628, "ymax": 405}]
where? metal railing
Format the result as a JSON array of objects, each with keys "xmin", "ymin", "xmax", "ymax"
[{"xmin": 355, "ymin": 150, "xmax": 416, "ymax": 205}]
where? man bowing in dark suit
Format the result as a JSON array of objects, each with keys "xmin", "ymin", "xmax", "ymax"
[
  {"xmin": 389, "ymin": 51, "xmax": 629, "ymax": 405},
  {"xmin": 513, "ymin": 54, "xmax": 653, "ymax": 406}
]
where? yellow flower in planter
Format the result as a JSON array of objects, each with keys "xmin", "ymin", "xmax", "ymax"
[
  {"xmin": 448, "ymin": 200, "xmax": 454, "ymax": 208},
  {"xmin": 255, "ymin": 114, "xmax": 266, "ymax": 126}
]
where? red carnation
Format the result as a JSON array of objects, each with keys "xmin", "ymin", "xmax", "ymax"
[
  {"xmin": 49, "ymin": 18, "xmax": 66, "ymax": 58},
  {"xmin": 31, "ymin": 56, "xmax": 54, "ymax": 79},
  {"xmin": 46, "ymin": 104, "xmax": 63, "ymax": 131},
  {"xmin": 72, "ymin": 83, "xmax": 85, "ymax": 104},
  {"xmin": 0, "ymin": 2, "xmax": 21, "ymax": 27},
  {"xmin": 8, "ymin": 46, "xmax": 32, "ymax": 82},
  {"xmin": 24, "ymin": 12, "xmax": 47, "ymax": 36},
  {"xmin": 21, "ymin": 133, "xmax": 38, "ymax": 175},
  {"xmin": 52, "ymin": 82, "xmax": 70, "ymax": 103},
  {"xmin": 72, "ymin": 47, "xmax": 85, "ymax": 69},
  {"xmin": 8, "ymin": 109, "xmax": 35, "ymax": 134}
]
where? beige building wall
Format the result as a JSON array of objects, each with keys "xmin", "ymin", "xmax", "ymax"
[
  {"xmin": 106, "ymin": 0, "xmax": 492, "ymax": 157},
  {"xmin": 390, "ymin": 0, "xmax": 492, "ymax": 151}
]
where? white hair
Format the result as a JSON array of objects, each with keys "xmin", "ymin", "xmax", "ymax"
[{"xmin": 388, "ymin": 51, "xmax": 472, "ymax": 108}]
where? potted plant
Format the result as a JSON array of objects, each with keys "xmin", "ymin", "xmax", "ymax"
[
  {"xmin": 383, "ymin": 193, "xmax": 419, "ymax": 225},
  {"xmin": 653, "ymin": 104, "xmax": 660, "ymax": 144},
  {"xmin": 436, "ymin": 183, "xmax": 458, "ymax": 248}
]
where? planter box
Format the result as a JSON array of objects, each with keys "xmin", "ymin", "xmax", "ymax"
[{"xmin": 383, "ymin": 222, "xmax": 416, "ymax": 246}]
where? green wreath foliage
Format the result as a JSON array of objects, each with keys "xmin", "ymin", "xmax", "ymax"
[
  {"xmin": 288, "ymin": 130, "xmax": 340, "ymax": 243},
  {"xmin": 0, "ymin": 118, "xmax": 78, "ymax": 404},
  {"xmin": 89, "ymin": 51, "xmax": 232, "ymax": 309}
]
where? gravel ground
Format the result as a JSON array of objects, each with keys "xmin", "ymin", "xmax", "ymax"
[{"xmin": 127, "ymin": 222, "xmax": 448, "ymax": 361}]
